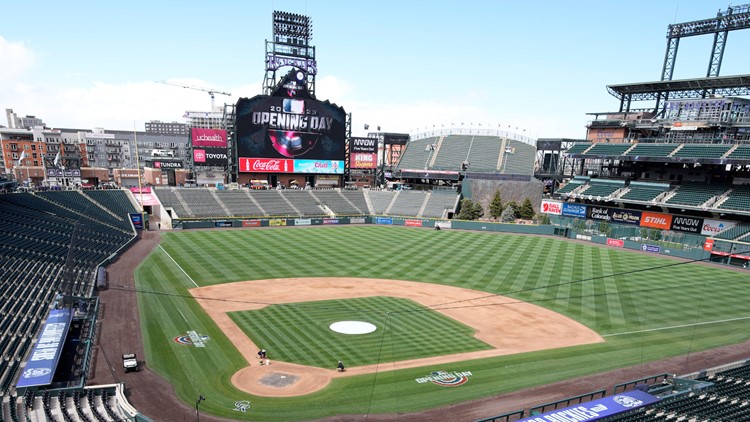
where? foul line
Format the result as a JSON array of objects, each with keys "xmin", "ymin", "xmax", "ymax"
[
  {"xmin": 159, "ymin": 245, "xmax": 198, "ymax": 288},
  {"xmin": 603, "ymin": 315, "xmax": 750, "ymax": 337}
]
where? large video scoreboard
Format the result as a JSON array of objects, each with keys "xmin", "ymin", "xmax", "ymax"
[{"xmin": 236, "ymin": 70, "xmax": 347, "ymax": 174}]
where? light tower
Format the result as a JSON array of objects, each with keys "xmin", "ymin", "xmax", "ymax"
[{"xmin": 263, "ymin": 11, "xmax": 317, "ymax": 96}]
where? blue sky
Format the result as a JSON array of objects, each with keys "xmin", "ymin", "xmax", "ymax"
[{"xmin": 1, "ymin": 0, "xmax": 748, "ymax": 139}]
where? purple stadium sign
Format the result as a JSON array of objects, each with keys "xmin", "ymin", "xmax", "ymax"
[
  {"xmin": 518, "ymin": 390, "xmax": 659, "ymax": 422},
  {"xmin": 17, "ymin": 308, "xmax": 73, "ymax": 388}
]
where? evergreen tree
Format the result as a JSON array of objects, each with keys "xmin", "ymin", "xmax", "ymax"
[
  {"xmin": 499, "ymin": 205, "xmax": 516, "ymax": 222},
  {"xmin": 519, "ymin": 198, "xmax": 535, "ymax": 219},
  {"xmin": 489, "ymin": 190, "xmax": 504, "ymax": 219},
  {"xmin": 456, "ymin": 199, "xmax": 475, "ymax": 220},
  {"xmin": 472, "ymin": 201, "xmax": 485, "ymax": 219}
]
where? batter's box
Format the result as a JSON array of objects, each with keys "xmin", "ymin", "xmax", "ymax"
[{"xmin": 260, "ymin": 372, "xmax": 300, "ymax": 388}]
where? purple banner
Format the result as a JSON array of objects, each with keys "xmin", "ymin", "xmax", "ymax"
[
  {"xmin": 17, "ymin": 308, "xmax": 73, "ymax": 388},
  {"xmin": 519, "ymin": 390, "xmax": 659, "ymax": 422},
  {"xmin": 641, "ymin": 244, "xmax": 661, "ymax": 253}
]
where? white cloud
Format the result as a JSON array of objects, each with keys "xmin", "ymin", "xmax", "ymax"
[{"xmin": 0, "ymin": 36, "xmax": 35, "ymax": 83}]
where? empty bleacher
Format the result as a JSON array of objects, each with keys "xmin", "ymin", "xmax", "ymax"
[
  {"xmin": 501, "ymin": 140, "xmax": 536, "ymax": 175},
  {"xmin": 153, "ymin": 188, "xmax": 191, "ymax": 218},
  {"xmin": 432, "ymin": 135, "xmax": 471, "ymax": 170},
  {"xmin": 665, "ymin": 183, "xmax": 730, "ymax": 207},
  {"xmin": 82, "ymin": 189, "xmax": 139, "ymax": 231},
  {"xmin": 625, "ymin": 143, "xmax": 679, "ymax": 157},
  {"xmin": 713, "ymin": 222, "xmax": 750, "ymax": 241},
  {"xmin": 565, "ymin": 143, "xmax": 592, "ymax": 154},
  {"xmin": 717, "ymin": 184, "xmax": 750, "ymax": 212},
  {"xmin": 215, "ymin": 190, "xmax": 265, "ymax": 216},
  {"xmin": 672, "ymin": 143, "xmax": 733, "ymax": 159},
  {"xmin": 313, "ymin": 190, "xmax": 365, "ymax": 215},
  {"xmin": 727, "ymin": 145, "xmax": 750, "ymax": 160},
  {"xmin": 249, "ymin": 191, "xmax": 297, "ymax": 216},
  {"xmin": 387, "ymin": 191, "xmax": 427, "ymax": 216},
  {"xmin": 585, "ymin": 143, "xmax": 632, "ymax": 156},
  {"xmin": 0, "ymin": 192, "xmax": 136, "ymax": 399},
  {"xmin": 578, "ymin": 179, "xmax": 625, "ymax": 198},
  {"xmin": 283, "ymin": 191, "xmax": 326, "ymax": 216},
  {"xmin": 396, "ymin": 138, "xmax": 438, "ymax": 170},
  {"xmin": 556, "ymin": 177, "xmax": 588, "ymax": 195},
  {"xmin": 177, "ymin": 189, "xmax": 230, "ymax": 218},
  {"xmin": 620, "ymin": 182, "xmax": 670, "ymax": 202},
  {"xmin": 366, "ymin": 190, "xmax": 396, "ymax": 215},
  {"xmin": 466, "ymin": 137, "xmax": 502, "ymax": 171},
  {"xmin": 421, "ymin": 191, "xmax": 458, "ymax": 218}
]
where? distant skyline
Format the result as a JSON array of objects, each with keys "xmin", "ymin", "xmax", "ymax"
[{"xmin": 1, "ymin": 0, "xmax": 748, "ymax": 139}]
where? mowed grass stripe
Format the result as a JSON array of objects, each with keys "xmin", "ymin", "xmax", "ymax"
[{"xmin": 230, "ymin": 296, "xmax": 491, "ymax": 368}]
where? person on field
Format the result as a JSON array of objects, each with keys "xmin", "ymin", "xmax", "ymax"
[{"xmin": 337, "ymin": 361, "xmax": 345, "ymax": 372}]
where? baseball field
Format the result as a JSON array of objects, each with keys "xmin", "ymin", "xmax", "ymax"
[{"xmin": 134, "ymin": 225, "xmax": 750, "ymax": 420}]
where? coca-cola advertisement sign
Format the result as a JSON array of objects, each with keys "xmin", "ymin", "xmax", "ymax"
[
  {"xmin": 541, "ymin": 200, "xmax": 562, "ymax": 215},
  {"xmin": 191, "ymin": 128, "xmax": 227, "ymax": 147},
  {"xmin": 239, "ymin": 158, "xmax": 293, "ymax": 173}
]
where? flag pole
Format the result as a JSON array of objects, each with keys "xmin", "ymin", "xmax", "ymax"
[{"xmin": 133, "ymin": 122, "xmax": 145, "ymax": 212}]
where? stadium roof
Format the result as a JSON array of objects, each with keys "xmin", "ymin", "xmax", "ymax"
[{"xmin": 607, "ymin": 74, "xmax": 750, "ymax": 101}]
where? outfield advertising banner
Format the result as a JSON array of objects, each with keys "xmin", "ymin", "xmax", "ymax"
[
  {"xmin": 376, "ymin": 217, "xmax": 393, "ymax": 225},
  {"xmin": 242, "ymin": 220, "xmax": 261, "ymax": 227},
  {"xmin": 641, "ymin": 244, "xmax": 661, "ymax": 253},
  {"xmin": 405, "ymin": 219, "xmax": 423, "ymax": 227},
  {"xmin": 670, "ymin": 216, "xmax": 704, "ymax": 234},
  {"xmin": 294, "ymin": 159, "xmax": 344, "ymax": 174},
  {"xmin": 323, "ymin": 218, "xmax": 339, "ymax": 225},
  {"xmin": 640, "ymin": 211, "xmax": 672, "ymax": 230},
  {"xmin": 129, "ymin": 213, "xmax": 144, "ymax": 230},
  {"xmin": 606, "ymin": 238, "xmax": 624, "ymax": 247},
  {"xmin": 215, "ymin": 221, "xmax": 233, "ymax": 228},
  {"xmin": 191, "ymin": 128, "xmax": 228, "ymax": 148},
  {"xmin": 350, "ymin": 152, "xmax": 378, "ymax": 169},
  {"xmin": 587, "ymin": 206, "xmax": 641, "ymax": 225},
  {"xmin": 541, "ymin": 200, "xmax": 562, "ymax": 215},
  {"xmin": 294, "ymin": 218, "xmax": 312, "ymax": 226},
  {"xmin": 518, "ymin": 390, "xmax": 659, "ymax": 422},
  {"xmin": 701, "ymin": 219, "xmax": 737, "ymax": 236},
  {"xmin": 562, "ymin": 203, "xmax": 587, "ymax": 218},
  {"xmin": 350, "ymin": 217, "xmax": 366, "ymax": 224},
  {"xmin": 269, "ymin": 219, "xmax": 287, "ymax": 226},
  {"xmin": 17, "ymin": 308, "xmax": 73, "ymax": 388}
]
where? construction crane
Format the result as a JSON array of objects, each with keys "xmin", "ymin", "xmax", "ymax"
[{"xmin": 156, "ymin": 80, "xmax": 231, "ymax": 110}]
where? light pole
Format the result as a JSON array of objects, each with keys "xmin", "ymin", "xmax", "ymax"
[{"xmin": 195, "ymin": 395, "xmax": 205, "ymax": 422}]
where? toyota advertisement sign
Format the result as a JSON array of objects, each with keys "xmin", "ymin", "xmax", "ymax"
[
  {"xmin": 193, "ymin": 147, "xmax": 229, "ymax": 167},
  {"xmin": 236, "ymin": 69, "xmax": 346, "ymax": 174}
]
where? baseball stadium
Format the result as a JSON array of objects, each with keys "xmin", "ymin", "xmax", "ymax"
[{"xmin": 3, "ymin": 4, "xmax": 750, "ymax": 422}]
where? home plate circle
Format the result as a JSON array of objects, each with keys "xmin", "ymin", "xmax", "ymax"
[{"xmin": 329, "ymin": 321, "xmax": 377, "ymax": 334}]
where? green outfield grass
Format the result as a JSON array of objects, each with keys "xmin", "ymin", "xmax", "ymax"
[
  {"xmin": 229, "ymin": 296, "xmax": 493, "ymax": 368},
  {"xmin": 134, "ymin": 225, "xmax": 750, "ymax": 421}
]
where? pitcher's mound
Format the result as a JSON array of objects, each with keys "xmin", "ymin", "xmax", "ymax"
[{"xmin": 260, "ymin": 372, "xmax": 300, "ymax": 388}]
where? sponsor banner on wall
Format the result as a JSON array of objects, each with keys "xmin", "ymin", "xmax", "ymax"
[
  {"xmin": 517, "ymin": 390, "xmax": 660, "ymax": 422},
  {"xmin": 129, "ymin": 213, "xmax": 144, "ymax": 230},
  {"xmin": 541, "ymin": 200, "xmax": 562, "ymax": 215},
  {"xmin": 16, "ymin": 309, "xmax": 73, "ymax": 388},
  {"xmin": 193, "ymin": 147, "xmax": 229, "ymax": 167},
  {"xmin": 239, "ymin": 157, "xmax": 294, "ymax": 173},
  {"xmin": 587, "ymin": 206, "xmax": 641, "ymax": 225},
  {"xmin": 376, "ymin": 217, "xmax": 393, "ymax": 225},
  {"xmin": 405, "ymin": 219, "xmax": 423, "ymax": 227},
  {"xmin": 701, "ymin": 219, "xmax": 737, "ymax": 236},
  {"xmin": 294, "ymin": 218, "xmax": 312, "ymax": 226},
  {"xmin": 215, "ymin": 221, "xmax": 233, "ymax": 228},
  {"xmin": 130, "ymin": 187, "xmax": 160, "ymax": 206},
  {"xmin": 242, "ymin": 220, "xmax": 261, "ymax": 227},
  {"xmin": 269, "ymin": 219, "xmax": 287, "ymax": 226},
  {"xmin": 640, "ymin": 211, "xmax": 672, "ymax": 230},
  {"xmin": 191, "ymin": 128, "xmax": 228, "ymax": 148},
  {"xmin": 641, "ymin": 244, "xmax": 661, "ymax": 253},
  {"xmin": 351, "ymin": 217, "xmax": 366, "ymax": 224},
  {"xmin": 606, "ymin": 238, "xmax": 624, "ymax": 247},
  {"xmin": 294, "ymin": 159, "xmax": 345, "ymax": 174},
  {"xmin": 562, "ymin": 203, "xmax": 587, "ymax": 218},
  {"xmin": 350, "ymin": 137, "xmax": 378, "ymax": 153},
  {"xmin": 704, "ymin": 238, "xmax": 715, "ymax": 251},
  {"xmin": 610, "ymin": 209, "xmax": 641, "ymax": 225},
  {"xmin": 323, "ymin": 218, "xmax": 339, "ymax": 225},
  {"xmin": 350, "ymin": 152, "xmax": 378, "ymax": 169},
  {"xmin": 670, "ymin": 216, "xmax": 704, "ymax": 234},
  {"xmin": 153, "ymin": 161, "xmax": 183, "ymax": 169}
]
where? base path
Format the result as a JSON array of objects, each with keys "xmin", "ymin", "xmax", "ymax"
[{"xmin": 191, "ymin": 277, "xmax": 603, "ymax": 397}]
